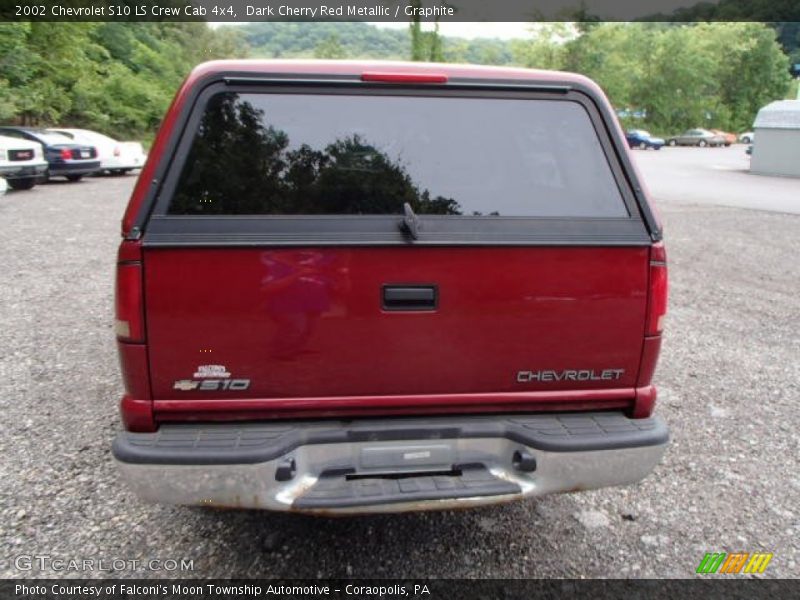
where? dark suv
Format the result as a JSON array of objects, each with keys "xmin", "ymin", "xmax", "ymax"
[{"xmin": 112, "ymin": 61, "xmax": 669, "ymax": 514}]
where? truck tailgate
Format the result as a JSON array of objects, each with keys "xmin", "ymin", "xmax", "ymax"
[{"xmin": 144, "ymin": 246, "xmax": 647, "ymax": 403}]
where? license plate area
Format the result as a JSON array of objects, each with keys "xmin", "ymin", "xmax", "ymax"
[
  {"xmin": 359, "ymin": 443, "xmax": 453, "ymax": 472},
  {"xmin": 11, "ymin": 150, "xmax": 33, "ymax": 161},
  {"xmin": 294, "ymin": 463, "xmax": 521, "ymax": 509},
  {"xmin": 345, "ymin": 467, "xmax": 462, "ymax": 481}
]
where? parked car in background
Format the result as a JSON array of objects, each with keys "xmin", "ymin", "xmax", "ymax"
[
  {"xmin": 47, "ymin": 128, "xmax": 146, "ymax": 175},
  {"xmin": 739, "ymin": 132, "xmax": 754, "ymax": 144},
  {"xmin": 710, "ymin": 129, "xmax": 736, "ymax": 146},
  {"xmin": 0, "ymin": 176, "xmax": 7, "ymax": 196},
  {"xmin": 0, "ymin": 134, "xmax": 48, "ymax": 190},
  {"xmin": 626, "ymin": 129, "xmax": 664, "ymax": 150},
  {"xmin": 666, "ymin": 129, "xmax": 726, "ymax": 147},
  {"xmin": 0, "ymin": 127, "xmax": 101, "ymax": 181}
]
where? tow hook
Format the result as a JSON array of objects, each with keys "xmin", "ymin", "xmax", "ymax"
[
  {"xmin": 512, "ymin": 450, "xmax": 537, "ymax": 473},
  {"xmin": 275, "ymin": 457, "xmax": 297, "ymax": 481}
]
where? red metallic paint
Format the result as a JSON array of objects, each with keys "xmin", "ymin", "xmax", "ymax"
[
  {"xmin": 154, "ymin": 392, "xmax": 633, "ymax": 424},
  {"xmin": 117, "ymin": 61, "xmax": 667, "ymax": 430},
  {"xmin": 637, "ymin": 336, "xmax": 663, "ymax": 388},
  {"xmin": 144, "ymin": 246, "xmax": 648, "ymax": 401},
  {"xmin": 117, "ymin": 239, "xmax": 142, "ymax": 262},
  {"xmin": 120, "ymin": 395, "xmax": 155, "ymax": 433},
  {"xmin": 117, "ymin": 342, "xmax": 151, "ymax": 400},
  {"xmin": 632, "ymin": 385, "xmax": 658, "ymax": 419},
  {"xmin": 154, "ymin": 388, "xmax": 634, "ymax": 413},
  {"xmin": 117, "ymin": 343, "xmax": 154, "ymax": 431}
]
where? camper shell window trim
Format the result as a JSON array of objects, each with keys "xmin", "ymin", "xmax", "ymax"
[{"xmin": 138, "ymin": 75, "xmax": 658, "ymax": 247}]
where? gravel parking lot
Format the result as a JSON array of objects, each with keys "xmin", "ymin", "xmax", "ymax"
[{"xmin": 1, "ymin": 148, "xmax": 798, "ymax": 579}]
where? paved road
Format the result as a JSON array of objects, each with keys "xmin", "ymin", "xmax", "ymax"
[
  {"xmin": 632, "ymin": 145, "xmax": 800, "ymax": 214},
  {"xmin": 0, "ymin": 174, "xmax": 798, "ymax": 579}
]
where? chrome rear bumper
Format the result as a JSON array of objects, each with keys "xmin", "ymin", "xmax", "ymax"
[{"xmin": 113, "ymin": 412, "xmax": 668, "ymax": 514}]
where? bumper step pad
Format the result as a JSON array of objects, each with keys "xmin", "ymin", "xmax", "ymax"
[
  {"xmin": 294, "ymin": 465, "xmax": 521, "ymax": 509},
  {"xmin": 114, "ymin": 412, "xmax": 669, "ymax": 465}
]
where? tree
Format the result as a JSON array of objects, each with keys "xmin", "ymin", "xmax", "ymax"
[
  {"xmin": 558, "ymin": 22, "xmax": 790, "ymax": 133},
  {"xmin": 696, "ymin": 22, "xmax": 791, "ymax": 130},
  {"xmin": 314, "ymin": 34, "xmax": 346, "ymax": 59},
  {"xmin": 511, "ymin": 23, "xmax": 573, "ymax": 70},
  {"xmin": 0, "ymin": 21, "xmax": 247, "ymax": 138},
  {"xmin": 0, "ymin": 20, "xmax": 793, "ymax": 140},
  {"xmin": 408, "ymin": 0, "xmax": 444, "ymax": 62}
]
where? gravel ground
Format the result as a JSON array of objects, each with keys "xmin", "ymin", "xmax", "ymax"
[{"xmin": 0, "ymin": 174, "xmax": 798, "ymax": 579}]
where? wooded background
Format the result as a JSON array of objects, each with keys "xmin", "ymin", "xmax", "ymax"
[{"xmin": 0, "ymin": 20, "xmax": 797, "ymax": 140}]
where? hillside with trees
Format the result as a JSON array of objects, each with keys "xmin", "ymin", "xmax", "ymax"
[
  {"xmin": 0, "ymin": 20, "xmax": 793, "ymax": 140},
  {"xmin": 641, "ymin": 0, "xmax": 800, "ymax": 61},
  {"xmin": 511, "ymin": 22, "xmax": 792, "ymax": 132},
  {"xmin": 0, "ymin": 22, "xmax": 245, "ymax": 138},
  {"xmin": 238, "ymin": 21, "xmax": 514, "ymax": 65},
  {"xmin": 240, "ymin": 21, "xmax": 792, "ymax": 133}
]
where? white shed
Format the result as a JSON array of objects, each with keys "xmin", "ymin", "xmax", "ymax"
[{"xmin": 750, "ymin": 100, "xmax": 800, "ymax": 177}]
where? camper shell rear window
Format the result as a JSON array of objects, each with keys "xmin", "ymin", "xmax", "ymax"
[{"xmin": 167, "ymin": 91, "xmax": 629, "ymax": 219}]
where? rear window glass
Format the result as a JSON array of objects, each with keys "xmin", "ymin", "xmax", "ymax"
[
  {"xmin": 33, "ymin": 133, "xmax": 74, "ymax": 145},
  {"xmin": 168, "ymin": 92, "xmax": 627, "ymax": 218}
]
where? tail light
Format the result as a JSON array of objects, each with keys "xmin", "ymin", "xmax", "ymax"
[
  {"xmin": 60, "ymin": 148, "xmax": 72, "ymax": 160},
  {"xmin": 646, "ymin": 242, "xmax": 668, "ymax": 336},
  {"xmin": 115, "ymin": 244, "xmax": 145, "ymax": 343},
  {"xmin": 115, "ymin": 241, "xmax": 154, "ymax": 431},
  {"xmin": 114, "ymin": 146, "xmax": 121, "ymax": 157},
  {"xmin": 361, "ymin": 72, "xmax": 448, "ymax": 84}
]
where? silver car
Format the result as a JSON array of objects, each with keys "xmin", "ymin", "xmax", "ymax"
[{"xmin": 666, "ymin": 128, "xmax": 725, "ymax": 147}]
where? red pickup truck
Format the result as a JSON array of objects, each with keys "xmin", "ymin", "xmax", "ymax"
[{"xmin": 112, "ymin": 60, "xmax": 668, "ymax": 514}]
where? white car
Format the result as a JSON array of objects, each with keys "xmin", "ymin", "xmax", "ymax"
[
  {"xmin": 47, "ymin": 128, "xmax": 147, "ymax": 175},
  {"xmin": 0, "ymin": 176, "xmax": 7, "ymax": 196},
  {"xmin": 0, "ymin": 134, "xmax": 48, "ymax": 190},
  {"xmin": 739, "ymin": 132, "xmax": 754, "ymax": 144}
]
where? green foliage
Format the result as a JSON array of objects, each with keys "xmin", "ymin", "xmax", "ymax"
[
  {"xmin": 0, "ymin": 19, "xmax": 793, "ymax": 140},
  {"xmin": 638, "ymin": 1, "xmax": 800, "ymax": 60},
  {"xmin": 240, "ymin": 22, "xmax": 513, "ymax": 66},
  {"xmin": 517, "ymin": 22, "xmax": 791, "ymax": 133},
  {"xmin": 314, "ymin": 34, "xmax": 346, "ymax": 59},
  {"xmin": 442, "ymin": 37, "xmax": 513, "ymax": 65},
  {"xmin": 0, "ymin": 21, "xmax": 246, "ymax": 138},
  {"xmin": 511, "ymin": 24, "xmax": 572, "ymax": 70},
  {"xmin": 697, "ymin": 22, "xmax": 791, "ymax": 130},
  {"xmin": 241, "ymin": 21, "xmax": 790, "ymax": 132},
  {"xmin": 790, "ymin": 79, "xmax": 800, "ymax": 100},
  {"xmin": 240, "ymin": 22, "xmax": 408, "ymax": 59},
  {"xmin": 408, "ymin": 0, "xmax": 444, "ymax": 62}
]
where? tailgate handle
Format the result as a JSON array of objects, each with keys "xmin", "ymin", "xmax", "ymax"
[{"xmin": 382, "ymin": 285, "xmax": 437, "ymax": 311}]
